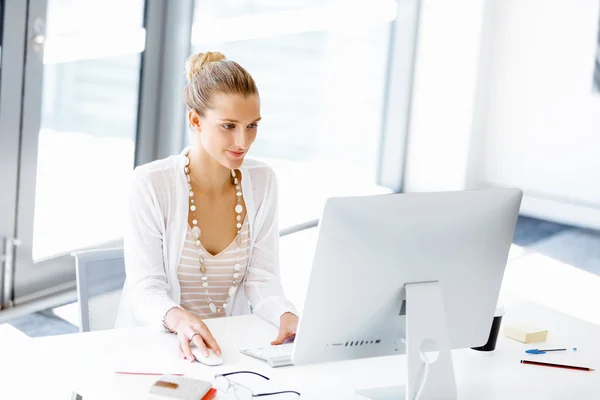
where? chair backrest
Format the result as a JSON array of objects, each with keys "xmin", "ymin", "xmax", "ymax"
[{"xmin": 73, "ymin": 248, "xmax": 125, "ymax": 332}]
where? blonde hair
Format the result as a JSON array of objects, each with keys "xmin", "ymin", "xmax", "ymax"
[{"xmin": 183, "ymin": 51, "xmax": 258, "ymax": 116}]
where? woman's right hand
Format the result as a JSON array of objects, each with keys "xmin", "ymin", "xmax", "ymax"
[{"xmin": 166, "ymin": 308, "xmax": 222, "ymax": 362}]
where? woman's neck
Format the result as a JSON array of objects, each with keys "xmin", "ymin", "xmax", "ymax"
[{"xmin": 187, "ymin": 146, "xmax": 232, "ymax": 196}]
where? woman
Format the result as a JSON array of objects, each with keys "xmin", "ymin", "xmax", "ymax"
[{"xmin": 115, "ymin": 51, "xmax": 299, "ymax": 362}]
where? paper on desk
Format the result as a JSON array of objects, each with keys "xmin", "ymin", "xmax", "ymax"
[
  {"xmin": 110, "ymin": 358, "xmax": 186, "ymax": 375},
  {"xmin": 105, "ymin": 333, "xmax": 187, "ymax": 375}
]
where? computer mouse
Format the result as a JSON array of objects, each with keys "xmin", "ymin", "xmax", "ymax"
[{"xmin": 192, "ymin": 348, "xmax": 223, "ymax": 366}]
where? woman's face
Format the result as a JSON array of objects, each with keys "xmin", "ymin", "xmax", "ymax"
[{"xmin": 189, "ymin": 92, "xmax": 260, "ymax": 170}]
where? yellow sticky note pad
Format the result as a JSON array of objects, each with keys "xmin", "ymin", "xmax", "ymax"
[{"xmin": 503, "ymin": 324, "xmax": 548, "ymax": 344}]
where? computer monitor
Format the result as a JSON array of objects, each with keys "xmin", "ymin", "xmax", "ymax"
[{"xmin": 290, "ymin": 188, "xmax": 522, "ymax": 400}]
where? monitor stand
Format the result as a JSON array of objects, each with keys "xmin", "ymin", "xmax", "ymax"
[{"xmin": 355, "ymin": 281, "xmax": 458, "ymax": 400}]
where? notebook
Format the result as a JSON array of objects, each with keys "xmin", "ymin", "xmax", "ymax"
[{"xmin": 148, "ymin": 374, "xmax": 215, "ymax": 400}]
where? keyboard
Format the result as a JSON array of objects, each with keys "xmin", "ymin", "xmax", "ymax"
[{"xmin": 239, "ymin": 343, "xmax": 294, "ymax": 368}]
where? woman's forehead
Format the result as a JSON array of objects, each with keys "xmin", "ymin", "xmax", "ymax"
[{"xmin": 209, "ymin": 93, "xmax": 260, "ymax": 120}]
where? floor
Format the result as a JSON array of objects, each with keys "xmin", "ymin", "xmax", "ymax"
[{"xmin": 7, "ymin": 215, "xmax": 600, "ymax": 337}]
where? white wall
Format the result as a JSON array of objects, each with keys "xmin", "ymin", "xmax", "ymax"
[
  {"xmin": 406, "ymin": 0, "xmax": 600, "ymax": 229},
  {"xmin": 404, "ymin": 0, "xmax": 487, "ymax": 192},
  {"xmin": 478, "ymin": 0, "xmax": 600, "ymax": 229}
]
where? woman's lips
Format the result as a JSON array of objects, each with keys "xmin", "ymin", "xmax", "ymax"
[{"xmin": 227, "ymin": 150, "xmax": 245, "ymax": 158}]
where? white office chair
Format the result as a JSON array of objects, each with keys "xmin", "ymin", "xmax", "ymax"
[{"xmin": 72, "ymin": 248, "xmax": 126, "ymax": 333}]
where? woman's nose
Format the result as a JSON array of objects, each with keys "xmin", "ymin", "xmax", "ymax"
[{"xmin": 234, "ymin": 130, "xmax": 249, "ymax": 149}]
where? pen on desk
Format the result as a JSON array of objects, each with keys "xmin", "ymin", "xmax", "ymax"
[
  {"xmin": 114, "ymin": 371, "xmax": 184, "ymax": 376},
  {"xmin": 525, "ymin": 348, "xmax": 567, "ymax": 354},
  {"xmin": 520, "ymin": 360, "xmax": 595, "ymax": 372}
]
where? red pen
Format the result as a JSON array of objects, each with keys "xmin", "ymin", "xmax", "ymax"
[
  {"xmin": 520, "ymin": 360, "xmax": 595, "ymax": 372},
  {"xmin": 114, "ymin": 371, "xmax": 185, "ymax": 376}
]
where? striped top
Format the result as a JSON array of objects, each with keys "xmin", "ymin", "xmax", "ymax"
[{"xmin": 177, "ymin": 215, "xmax": 250, "ymax": 319}]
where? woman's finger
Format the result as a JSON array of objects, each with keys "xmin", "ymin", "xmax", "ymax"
[
  {"xmin": 191, "ymin": 332, "xmax": 209, "ymax": 358},
  {"xmin": 274, "ymin": 330, "xmax": 295, "ymax": 345},
  {"xmin": 270, "ymin": 329, "xmax": 288, "ymax": 345},
  {"xmin": 283, "ymin": 333, "xmax": 296, "ymax": 344},
  {"xmin": 200, "ymin": 326, "xmax": 222, "ymax": 356},
  {"xmin": 179, "ymin": 332, "xmax": 194, "ymax": 362}
]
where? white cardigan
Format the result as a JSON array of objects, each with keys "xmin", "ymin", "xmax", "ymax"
[{"xmin": 115, "ymin": 148, "xmax": 297, "ymax": 329}]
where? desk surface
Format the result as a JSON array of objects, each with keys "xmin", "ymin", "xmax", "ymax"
[{"xmin": 3, "ymin": 293, "xmax": 599, "ymax": 400}]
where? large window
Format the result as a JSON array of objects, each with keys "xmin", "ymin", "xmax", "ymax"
[
  {"xmin": 0, "ymin": 0, "xmax": 3, "ymax": 89},
  {"xmin": 32, "ymin": 0, "xmax": 145, "ymax": 261},
  {"xmin": 191, "ymin": 0, "xmax": 397, "ymax": 227},
  {"xmin": 0, "ymin": 0, "xmax": 413, "ymax": 316}
]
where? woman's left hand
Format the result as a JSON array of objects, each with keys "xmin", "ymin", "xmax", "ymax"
[{"xmin": 271, "ymin": 312, "xmax": 299, "ymax": 345}]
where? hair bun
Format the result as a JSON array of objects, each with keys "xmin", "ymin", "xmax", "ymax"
[{"xmin": 185, "ymin": 51, "xmax": 227, "ymax": 80}]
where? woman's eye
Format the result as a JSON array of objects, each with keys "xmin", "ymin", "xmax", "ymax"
[
  {"xmin": 222, "ymin": 124, "xmax": 235, "ymax": 130},
  {"xmin": 248, "ymin": 123, "xmax": 258, "ymax": 129}
]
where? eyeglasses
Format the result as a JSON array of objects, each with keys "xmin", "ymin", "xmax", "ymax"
[{"xmin": 214, "ymin": 371, "xmax": 301, "ymax": 399}]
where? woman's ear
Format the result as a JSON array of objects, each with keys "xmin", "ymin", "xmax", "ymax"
[{"xmin": 188, "ymin": 110, "xmax": 201, "ymax": 131}]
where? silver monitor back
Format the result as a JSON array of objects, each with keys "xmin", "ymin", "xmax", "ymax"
[{"xmin": 291, "ymin": 188, "xmax": 522, "ymax": 366}]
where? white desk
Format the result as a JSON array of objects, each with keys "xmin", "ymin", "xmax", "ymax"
[
  {"xmin": 2, "ymin": 294, "xmax": 599, "ymax": 399},
  {"xmin": 0, "ymin": 323, "xmax": 30, "ymax": 377}
]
